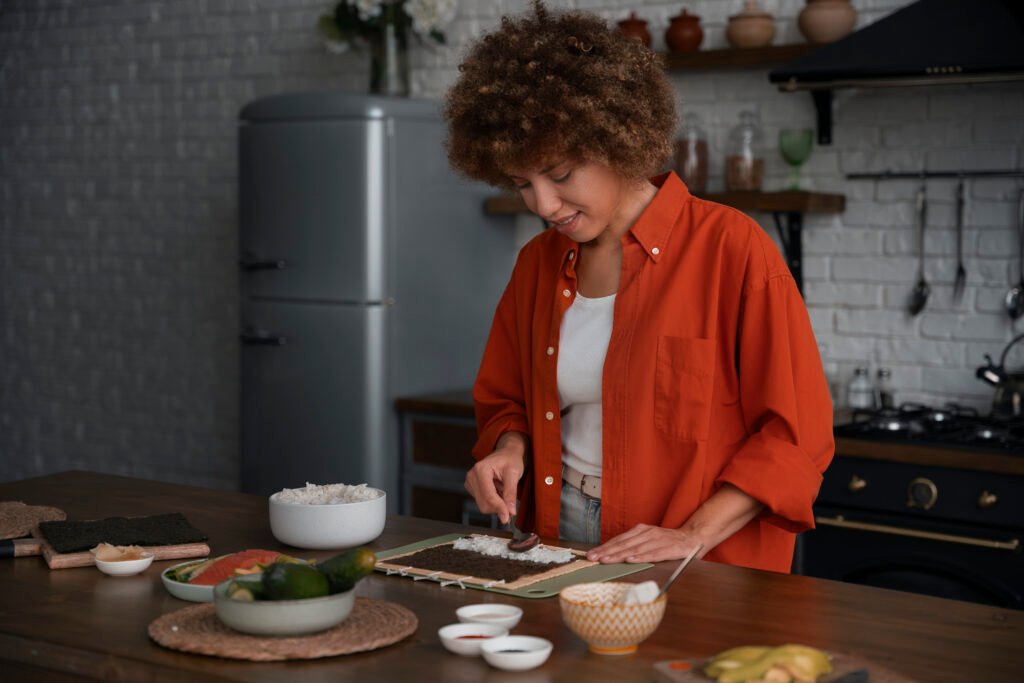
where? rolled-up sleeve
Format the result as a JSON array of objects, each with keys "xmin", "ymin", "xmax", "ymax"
[{"xmin": 715, "ymin": 237, "xmax": 834, "ymax": 532}]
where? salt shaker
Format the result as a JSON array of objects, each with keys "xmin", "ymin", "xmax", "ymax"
[{"xmin": 846, "ymin": 367, "xmax": 875, "ymax": 410}]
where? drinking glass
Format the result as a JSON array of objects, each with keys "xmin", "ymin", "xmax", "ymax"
[{"xmin": 779, "ymin": 128, "xmax": 814, "ymax": 190}]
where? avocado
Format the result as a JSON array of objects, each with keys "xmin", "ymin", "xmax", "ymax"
[
  {"xmin": 261, "ymin": 562, "xmax": 330, "ymax": 600},
  {"xmin": 315, "ymin": 547, "xmax": 377, "ymax": 594},
  {"xmin": 704, "ymin": 646, "xmax": 772, "ymax": 678},
  {"xmin": 717, "ymin": 645, "xmax": 831, "ymax": 683}
]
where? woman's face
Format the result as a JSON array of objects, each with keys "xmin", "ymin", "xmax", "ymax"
[{"xmin": 506, "ymin": 160, "xmax": 641, "ymax": 244}]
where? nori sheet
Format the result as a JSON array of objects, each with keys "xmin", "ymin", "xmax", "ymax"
[{"xmin": 37, "ymin": 513, "xmax": 207, "ymax": 554}]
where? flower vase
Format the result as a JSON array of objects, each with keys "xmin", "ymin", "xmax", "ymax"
[{"xmin": 369, "ymin": 21, "xmax": 409, "ymax": 97}]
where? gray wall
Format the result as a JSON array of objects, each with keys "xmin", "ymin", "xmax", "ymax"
[{"xmin": 2, "ymin": 0, "xmax": 1023, "ymax": 488}]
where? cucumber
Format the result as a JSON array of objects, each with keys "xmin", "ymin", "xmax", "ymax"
[
  {"xmin": 261, "ymin": 562, "xmax": 330, "ymax": 600},
  {"xmin": 315, "ymin": 547, "xmax": 376, "ymax": 594}
]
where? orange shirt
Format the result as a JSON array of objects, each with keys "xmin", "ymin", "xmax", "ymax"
[{"xmin": 472, "ymin": 172, "xmax": 834, "ymax": 573}]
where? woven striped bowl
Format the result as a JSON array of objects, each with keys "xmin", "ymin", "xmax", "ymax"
[{"xmin": 558, "ymin": 582, "xmax": 667, "ymax": 655}]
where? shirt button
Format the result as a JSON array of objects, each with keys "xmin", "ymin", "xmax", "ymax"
[
  {"xmin": 568, "ymin": 251, "xmax": 575, "ymax": 260},
  {"xmin": 651, "ymin": 247, "xmax": 660, "ymax": 255},
  {"xmin": 562, "ymin": 289, "xmax": 571, "ymax": 298},
  {"xmin": 545, "ymin": 411, "xmax": 554, "ymax": 421},
  {"xmin": 544, "ymin": 476, "xmax": 554, "ymax": 485},
  {"xmin": 546, "ymin": 346, "xmax": 554, "ymax": 356}
]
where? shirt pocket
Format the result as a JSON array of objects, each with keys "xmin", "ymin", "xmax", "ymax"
[{"xmin": 654, "ymin": 335, "xmax": 715, "ymax": 442}]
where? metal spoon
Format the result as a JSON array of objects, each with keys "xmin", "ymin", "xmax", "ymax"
[
  {"xmin": 1005, "ymin": 187, "xmax": 1024, "ymax": 320},
  {"xmin": 953, "ymin": 177, "xmax": 966, "ymax": 302},
  {"xmin": 504, "ymin": 514, "xmax": 539, "ymax": 553},
  {"xmin": 908, "ymin": 182, "xmax": 930, "ymax": 316},
  {"xmin": 655, "ymin": 543, "xmax": 703, "ymax": 600}
]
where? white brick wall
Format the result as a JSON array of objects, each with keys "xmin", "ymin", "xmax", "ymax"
[{"xmin": 2, "ymin": 0, "xmax": 1022, "ymax": 488}]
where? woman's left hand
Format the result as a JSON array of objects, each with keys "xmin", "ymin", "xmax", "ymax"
[{"xmin": 585, "ymin": 524, "xmax": 706, "ymax": 564}]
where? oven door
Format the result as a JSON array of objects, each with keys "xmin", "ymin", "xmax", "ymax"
[{"xmin": 802, "ymin": 505, "xmax": 1024, "ymax": 609}]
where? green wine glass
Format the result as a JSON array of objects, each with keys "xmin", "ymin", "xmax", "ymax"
[{"xmin": 779, "ymin": 128, "xmax": 814, "ymax": 190}]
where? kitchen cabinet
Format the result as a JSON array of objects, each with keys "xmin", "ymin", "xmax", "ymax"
[{"xmin": 395, "ymin": 391, "xmax": 494, "ymax": 528}]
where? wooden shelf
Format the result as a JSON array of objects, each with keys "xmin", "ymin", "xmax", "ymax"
[
  {"xmin": 662, "ymin": 44, "xmax": 818, "ymax": 71},
  {"xmin": 484, "ymin": 190, "xmax": 845, "ymax": 216}
]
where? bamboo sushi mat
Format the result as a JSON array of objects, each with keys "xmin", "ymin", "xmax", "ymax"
[{"xmin": 148, "ymin": 598, "xmax": 417, "ymax": 661}]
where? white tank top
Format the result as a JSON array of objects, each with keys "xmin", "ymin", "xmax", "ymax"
[{"xmin": 557, "ymin": 292, "xmax": 615, "ymax": 478}]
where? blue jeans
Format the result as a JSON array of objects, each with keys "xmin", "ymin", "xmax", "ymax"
[{"xmin": 559, "ymin": 480, "xmax": 602, "ymax": 545}]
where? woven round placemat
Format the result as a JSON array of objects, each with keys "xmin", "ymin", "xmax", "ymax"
[
  {"xmin": 148, "ymin": 597, "xmax": 417, "ymax": 661},
  {"xmin": 0, "ymin": 501, "xmax": 66, "ymax": 540}
]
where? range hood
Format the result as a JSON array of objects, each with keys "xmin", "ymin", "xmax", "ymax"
[{"xmin": 769, "ymin": 0, "xmax": 1024, "ymax": 143}]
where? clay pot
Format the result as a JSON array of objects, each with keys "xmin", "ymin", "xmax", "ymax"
[
  {"xmin": 665, "ymin": 9, "xmax": 704, "ymax": 53},
  {"xmin": 726, "ymin": 0, "xmax": 776, "ymax": 49},
  {"xmin": 617, "ymin": 12, "xmax": 651, "ymax": 48},
  {"xmin": 798, "ymin": 0, "xmax": 857, "ymax": 44}
]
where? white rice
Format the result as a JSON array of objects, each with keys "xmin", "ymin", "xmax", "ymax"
[
  {"xmin": 452, "ymin": 535, "xmax": 573, "ymax": 564},
  {"xmin": 275, "ymin": 482, "xmax": 382, "ymax": 505}
]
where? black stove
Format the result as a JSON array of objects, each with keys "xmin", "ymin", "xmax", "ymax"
[{"xmin": 834, "ymin": 402, "xmax": 1024, "ymax": 454}]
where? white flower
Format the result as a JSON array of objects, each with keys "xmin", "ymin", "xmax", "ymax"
[
  {"xmin": 404, "ymin": 0, "xmax": 457, "ymax": 35},
  {"xmin": 353, "ymin": 0, "xmax": 385, "ymax": 22}
]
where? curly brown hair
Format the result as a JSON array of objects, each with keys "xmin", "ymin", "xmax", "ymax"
[{"xmin": 444, "ymin": 1, "xmax": 676, "ymax": 189}]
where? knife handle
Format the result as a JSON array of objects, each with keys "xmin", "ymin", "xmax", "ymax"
[{"xmin": 0, "ymin": 538, "xmax": 43, "ymax": 558}]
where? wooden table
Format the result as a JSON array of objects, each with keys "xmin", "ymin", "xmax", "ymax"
[{"xmin": 1, "ymin": 471, "xmax": 1022, "ymax": 682}]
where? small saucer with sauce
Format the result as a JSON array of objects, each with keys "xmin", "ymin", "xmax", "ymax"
[
  {"xmin": 438, "ymin": 622, "xmax": 509, "ymax": 656},
  {"xmin": 456, "ymin": 603, "xmax": 523, "ymax": 630}
]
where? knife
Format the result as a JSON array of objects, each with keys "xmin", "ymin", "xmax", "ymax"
[{"xmin": 0, "ymin": 538, "xmax": 43, "ymax": 558}]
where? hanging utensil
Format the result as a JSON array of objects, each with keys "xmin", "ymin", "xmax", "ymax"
[
  {"xmin": 953, "ymin": 177, "xmax": 967, "ymax": 302},
  {"xmin": 908, "ymin": 181, "xmax": 930, "ymax": 316},
  {"xmin": 1005, "ymin": 187, "xmax": 1024, "ymax": 320}
]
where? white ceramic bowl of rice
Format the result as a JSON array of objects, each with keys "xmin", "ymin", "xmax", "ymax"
[{"xmin": 269, "ymin": 482, "xmax": 386, "ymax": 550}]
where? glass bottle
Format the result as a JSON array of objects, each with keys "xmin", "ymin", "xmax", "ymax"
[
  {"xmin": 876, "ymin": 367, "xmax": 894, "ymax": 409},
  {"xmin": 725, "ymin": 110, "xmax": 764, "ymax": 191},
  {"xmin": 675, "ymin": 113, "xmax": 709, "ymax": 194},
  {"xmin": 846, "ymin": 367, "xmax": 875, "ymax": 410}
]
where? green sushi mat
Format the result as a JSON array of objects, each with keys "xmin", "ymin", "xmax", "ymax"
[{"xmin": 374, "ymin": 533, "xmax": 653, "ymax": 599}]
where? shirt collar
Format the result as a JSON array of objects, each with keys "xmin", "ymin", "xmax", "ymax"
[{"xmin": 628, "ymin": 171, "xmax": 690, "ymax": 263}]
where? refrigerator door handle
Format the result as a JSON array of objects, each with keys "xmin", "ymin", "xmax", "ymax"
[
  {"xmin": 239, "ymin": 256, "xmax": 288, "ymax": 271},
  {"xmin": 240, "ymin": 329, "xmax": 289, "ymax": 346}
]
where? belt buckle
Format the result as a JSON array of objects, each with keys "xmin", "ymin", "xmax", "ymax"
[{"xmin": 579, "ymin": 474, "xmax": 599, "ymax": 500}]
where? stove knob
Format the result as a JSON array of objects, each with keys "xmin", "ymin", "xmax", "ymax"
[
  {"xmin": 906, "ymin": 477, "xmax": 938, "ymax": 510},
  {"xmin": 848, "ymin": 475, "xmax": 868, "ymax": 493},
  {"xmin": 977, "ymin": 490, "xmax": 998, "ymax": 509}
]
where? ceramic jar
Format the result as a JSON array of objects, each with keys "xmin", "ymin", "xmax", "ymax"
[
  {"xmin": 726, "ymin": 0, "xmax": 776, "ymax": 49},
  {"xmin": 665, "ymin": 9, "xmax": 703, "ymax": 53},
  {"xmin": 798, "ymin": 0, "xmax": 857, "ymax": 44},
  {"xmin": 617, "ymin": 12, "xmax": 651, "ymax": 48}
]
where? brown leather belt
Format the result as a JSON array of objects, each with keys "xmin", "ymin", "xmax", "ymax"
[{"xmin": 562, "ymin": 464, "xmax": 602, "ymax": 499}]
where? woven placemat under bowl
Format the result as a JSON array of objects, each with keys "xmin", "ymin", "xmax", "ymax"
[
  {"xmin": 0, "ymin": 501, "xmax": 66, "ymax": 540},
  {"xmin": 148, "ymin": 597, "xmax": 417, "ymax": 661}
]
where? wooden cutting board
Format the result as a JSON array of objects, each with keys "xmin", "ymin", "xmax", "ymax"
[
  {"xmin": 653, "ymin": 652, "xmax": 919, "ymax": 683},
  {"xmin": 30, "ymin": 528, "xmax": 210, "ymax": 570}
]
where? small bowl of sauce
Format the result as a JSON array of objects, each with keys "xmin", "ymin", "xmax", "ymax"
[
  {"xmin": 438, "ymin": 622, "xmax": 509, "ymax": 656},
  {"xmin": 481, "ymin": 635, "xmax": 553, "ymax": 671},
  {"xmin": 456, "ymin": 603, "xmax": 523, "ymax": 630}
]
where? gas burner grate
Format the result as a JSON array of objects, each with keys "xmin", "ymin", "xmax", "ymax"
[{"xmin": 836, "ymin": 403, "xmax": 1024, "ymax": 454}]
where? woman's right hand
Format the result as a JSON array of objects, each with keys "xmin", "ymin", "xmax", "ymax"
[{"xmin": 464, "ymin": 432, "xmax": 527, "ymax": 525}]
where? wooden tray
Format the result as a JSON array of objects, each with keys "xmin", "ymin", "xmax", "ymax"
[
  {"xmin": 652, "ymin": 651, "xmax": 919, "ymax": 683},
  {"xmin": 375, "ymin": 533, "xmax": 652, "ymax": 599}
]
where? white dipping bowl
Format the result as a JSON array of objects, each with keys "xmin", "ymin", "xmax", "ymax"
[
  {"xmin": 94, "ymin": 554, "xmax": 154, "ymax": 577},
  {"xmin": 269, "ymin": 488, "xmax": 386, "ymax": 550},
  {"xmin": 213, "ymin": 578, "xmax": 355, "ymax": 636},
  {"xmin": 456, "ymin": 603, "xmax": 523, "ymax": 630},
  {"xmin": 438, "ymin": 622, "xmax": 510, "ymax": 656},
  {"xmin": 480, "ymin": 635, "xmax": 553, "ymax": 671},
  {"xmin": 160, "ymin": 560, "xmax": 215, "ymax": 602}
]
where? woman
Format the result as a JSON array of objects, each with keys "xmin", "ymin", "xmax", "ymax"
[{"xmin": 446, "ymin": 1, "xmax": 833, "ymax": 573}]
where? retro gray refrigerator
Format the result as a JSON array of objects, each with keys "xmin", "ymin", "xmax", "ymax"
[{"xmin": 238, "ymin": 93, "xmax": 515, "ymax": 509}]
